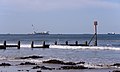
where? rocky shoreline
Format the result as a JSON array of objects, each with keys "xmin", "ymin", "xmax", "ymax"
[{"xmin": 0, "ymin": 56, "xmax": 120, "ymax": 72}]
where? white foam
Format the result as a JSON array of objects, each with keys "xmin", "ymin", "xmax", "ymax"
[
  {"xmin": 20, "ymin": 44, "xmax": 31, "ymax": 48},
  {"xmin": 50, "ymin": 45, "xmax": 120, "ymax": 51},
  {"xmin": 0, "ymin": 43, "xmax": 3, "ymax": 45},
  {"xmin": 0, "ymin": 57, "xmax": 7, "ymax": 60},
  {"xmin": 8, "ymin": 59, "xmax": 43, "ymax": 63},
  {"xmin": 20, "ymin": 44, "xmax": 43, "ymax": 48},
  {"xmin": 1, "ymin": 43, "xmax": 120, "ymax": 51}
]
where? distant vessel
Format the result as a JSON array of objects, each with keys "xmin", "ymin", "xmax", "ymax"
[
  {"xmin": 33, "ymin": 31, "xmax": 49, "ymax": 35},
  {"xmin": 107, "ymin": 32, "xmax": 115, "ymax": 35},
  {"xmin": 32, "ymin": 24, "xmax": 49, "ymax": 35}
]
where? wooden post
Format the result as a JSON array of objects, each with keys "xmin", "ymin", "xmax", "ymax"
[
  {"xmin": 31, "ymin": 41, "xmax": 34, "ymax": 48},
  {"xmin": 4, "ymin": 41, "xmax": 6, "ymax": 49},
  {"xmin": 85, "ymin": 41, "xmax": 88, "ymax": 46},
  {"xmin": 75, "ymin": 41, "xmax": 78, "ymax": 45},
  {"xmin": 43, "ymin": 41, "xmax": 45, "ymax": 46},
  {"xmin": 94, "ymin": 21, "xmax": 98, "ymax": 46},
  {"xmin": 66, "ymin": 41, "xmax": 68, "ymax": 45},
  {"xmin": 55, "ymin": 41, "xmax": 57, "ymax": 45},
  {"xmin": 18, "ymin": 41, "xmax": 20, "ymax": 49}
]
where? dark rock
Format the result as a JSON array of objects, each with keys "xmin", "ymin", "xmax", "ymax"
[
  {"xmin": 0, "ymin": 63, "xmax": 11, "ymax": 66},
  {"xmin": 96, "ymin": 64, "xmax": 104, "ymax": 67},
  {"xmin": 64, "ymin": 62, "xmax": 76, "ymax": 65},
  {"xmin": 32, "ymin": 66, "xmax": 41, "ymax": 69},
  {"xmin": 113, "ymin": 70, "xmax": 120, "ymax": 72},
  {"xmin": 43, "ymin": 59, "xmax": 76, "ymax": 65},
  {"xmin": 56, "ymin": 68, "xmax": 62, "ymax": 70},
  {"xmin": 43, "ymin": 59, "xmax": 64, "ymax": 64},
  {"xmin": 26, "ymin": 70, "xmax": 29, "ymax": 72},
  {"xmin": 18, "ymin": 70, "xmax": 24, "ymax": 71},
  {"xmin": 18, "ymin": 70, "xmax": 21, "ymax": 71},
  {"xmin": 37, "ymin": 70, "xmax": 42, "ymax": 72},
  {"xmin": 111, "ymin": 63, "xmax": 120, "ymax": 67},
  {"xmin": 32, "ymin": 65, "xmax": 55, "ymax": 70},
  {"xmin": 40, "ymin": 66, "xmax": 54, "ymax": 70},
  {"xmin": 16, "ymin": 55, "xmax": 43, "ymax": 59},
  {"xmin": 76, "ymin": 62, "xmax": 85, "ymax": 64},
  {"xmin": 19, "ymin": 62, "xmax": 36, "ymax": 65},
  {"xmin": 61, "ymin": 66, "xmax": 89, "ymax": 70}
]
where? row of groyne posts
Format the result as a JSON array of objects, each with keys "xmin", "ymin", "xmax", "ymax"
[
  {"xmin": 0, "ymin": 40, "xmax": 88, "ymax": 49},
  {"xmin": 0, "ymin": 21, "xmax": 98, "ymax": 49}
]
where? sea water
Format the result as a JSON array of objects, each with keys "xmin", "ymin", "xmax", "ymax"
[{"xmin": 0, "ymin": 34, "xmax": 120, "ymax": 72}]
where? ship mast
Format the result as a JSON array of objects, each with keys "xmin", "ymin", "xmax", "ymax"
[
  {"xmin": 88, "ymin": 21, "xmax": 98, "ymax": 46},
  {"xmin": 94, "ymin": 21, "xmax": 98, "ymax": 46},
  {"xmin": 32, "ymin": 24, "xmax": 36, "ymax": 34}
]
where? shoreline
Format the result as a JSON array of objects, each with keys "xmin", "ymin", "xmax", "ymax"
[{"xmin": 0, "ymin": 55, "xmax": 120, "ymax": 72}]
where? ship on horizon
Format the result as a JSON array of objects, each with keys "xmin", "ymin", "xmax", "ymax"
[
  {"xmin": 107, "ymin": 32, "xmax": 115, "ymax": 35},
  {"xmin": 33, "ymin": 31, "xmax": 49, "ymax": 35},
  {"xmin": 32, "ymin": 24, "xmax": 49, "ymax": 35}
]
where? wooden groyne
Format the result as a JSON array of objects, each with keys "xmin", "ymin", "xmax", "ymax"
[
  {"xmin": 0, "ymin": 41, "xmax": 20, "ymax": 49},
  {"xmin": 0, "ymin": 40, "xmax": 90, "ymax": 49},
  {"xmin": 54, "ymin": 41, "xmax": 88, "ymax": 46},
  {"xmin": 31, "ymin": 40, "xmax": 89, "ymax": 48},
  {"xmin": 31, "ymin": 41, "xmax": 49, "ymax": 48}
]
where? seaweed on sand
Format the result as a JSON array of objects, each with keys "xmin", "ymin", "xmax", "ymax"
[
  {"xmin": 32, "ymin": 65, "xmax": 55, "ymax": 70},
  {"xmin": 15, "ymin": 55, "xmax": 43, "ymax": 59},
  {"xmin": 0, "ymin": 63, "xmax": 11, "ymax": 66},
  {"xmin": 19, "ymin": 62, "xmax": 37, "ymax": 65},
  {"xmin": 43, "ymin": 59, "xmax": 76, "ymax": 65}
]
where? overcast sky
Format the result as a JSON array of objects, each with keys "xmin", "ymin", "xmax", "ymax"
[{"xmin": 0, "ymin": 0, "xmax": 120, "ymax": 34}]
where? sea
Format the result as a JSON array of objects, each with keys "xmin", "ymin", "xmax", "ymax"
[{"xmin": 0, "ymin": 34, "xmax": 120, "ymax": 72}]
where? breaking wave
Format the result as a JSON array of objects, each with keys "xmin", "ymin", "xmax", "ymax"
[{"xmin": 1, "ymin": 43, "xmax": 120, "ymax": 51}]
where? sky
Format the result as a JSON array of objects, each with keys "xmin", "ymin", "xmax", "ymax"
[{"xmin": 0, "ymin": 0, "xmax": 120, "ymax": 34}]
